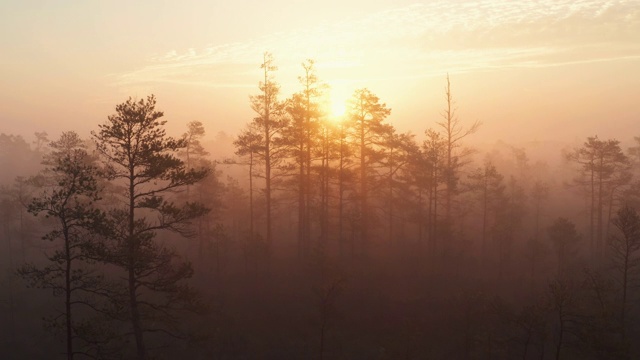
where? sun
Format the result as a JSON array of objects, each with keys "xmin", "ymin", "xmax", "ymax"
[
  {"xmin": 327, "ymin": 84, "xmax": 351, "ymax": 121},
  {"xmin": 331, "ymin": 100, "xmax": 346, "ymax": 118}
]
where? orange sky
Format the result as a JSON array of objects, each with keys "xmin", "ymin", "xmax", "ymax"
[{"xmin": 1, "ymin": 0, "xmax": 639, "ymax": 145}]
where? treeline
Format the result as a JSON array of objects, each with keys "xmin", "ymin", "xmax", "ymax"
[{"xmin": 1, "ymin": 52, "xmax": 640, "ymax": 359}]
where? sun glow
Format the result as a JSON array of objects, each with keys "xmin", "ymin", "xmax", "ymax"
[
  {"xmin": 327, "ymin": 84, "xmax": 351, "ymax": 121},
  {"xmin": 331, "ymin": 101, "xmax": 346, "ymax": 118}
]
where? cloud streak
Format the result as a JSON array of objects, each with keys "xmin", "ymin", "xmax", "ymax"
[{"xmin": 112, "ymin": 0, "xmax": 640, "ymax": 90}]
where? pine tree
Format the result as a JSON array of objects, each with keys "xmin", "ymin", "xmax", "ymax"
[
  {"xmin": 567, "ymin": 136, "xmax": 630, "ymax": 257},
  {"xmin": 92, "ymin": 95, "xmax": 208, "ymax": 359},
  {"xmin": 18, "ymin": 131, "xmax": 113, "ymax": 359},
  {"xmin": 346, "ymin": 88, "xmax": 391, "ymax": 257},
  {"xmin": 249, "ymin": 52, "xmax": 287, "ymax": 250}
]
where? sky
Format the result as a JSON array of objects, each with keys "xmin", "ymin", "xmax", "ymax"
[{"xmin": 1, "ymin": 0, "xmax": 639, "ymax": 145}]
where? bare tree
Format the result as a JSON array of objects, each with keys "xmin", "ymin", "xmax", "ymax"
[{"xmin": 437, "ymin": 74, "xmax": 481, "ymax": 231}]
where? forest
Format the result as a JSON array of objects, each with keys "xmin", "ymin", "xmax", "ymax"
[{"xmin": 1, "ymin": 53, "xmax": 640, "ymax": 360}]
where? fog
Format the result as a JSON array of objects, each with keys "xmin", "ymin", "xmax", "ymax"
[
  {"xmin": 2, "ymin": 1, "xmax": 640, "ymax": 359},
  {"xmin": 2, "ymin": 66, "xmax": 640, "ymax": 358}
]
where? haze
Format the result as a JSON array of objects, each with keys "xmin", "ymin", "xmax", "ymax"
[
  {"xmin": 2, "ymin": 0, "xmax": 638, "ymax": 143},
  {"xmin": 3, "ymin": 1, "xmax": 640, "ymax": 359}
]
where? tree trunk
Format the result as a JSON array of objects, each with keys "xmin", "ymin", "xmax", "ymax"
[
  {"xmin": 249, "ymin": 151, "xmax": 254, "ymax": 236},
  {"xmin": 418, "ymin": 187, "xmax": 423, "ymax": 249},
  {"xmin": 305, "ymin": 127, "xmax": 312, "ymax": 258},
  {"xmin": 64, "ymin": 225, "xmax": 73, "ymax": 360},
  {"xmin": 298, "ymin": 143, "xmax": 305, "ymax": 259},
  {"xmin": 597, "ymin": 159, "xmax": 604, "ymax": 256},
  {"xmin": 264, "ymin": 59, "xmax": 273, "ymax": 251},
  {"xmin": 432, "ymin": 164, "xmax": 438, "ymax": 254},
  {"xmin": 621, "ymin": 248, "xmax": 629, "ymax": 338},
  {"xmin": 320, "ymin": 127, "xmax": 329, "ymax": 247},
  {"xmin": 360, "ymin": 116, "xmax": 368, "ymax": 256},
  {"xmin": 338, "ymin": 131, "xmax": 344, "ymax": 259},
  {"xmin": 482, "ymin": 175, "xmax": 488, "ymax": 259},
  {"xmin": 590, "ymin": 165, "xmax": 595, "ymax": 257},
  {"xmin": 265, "ymin": 128, "xmax": 272, "ymax": 248},
  {"xmin": 129, "ymin": 168, "xmax": 145, "ymax": 360},
  {"xmin": 389, "ymin": 147, "xmax": 394, "ymax": 243},
  {"xmin": 555, "ymin": 308, "xmax": 564, "ymax": 360},
  {"xmin": 305, "ymin": 82, "xmax": 313, "ymax": 258}
]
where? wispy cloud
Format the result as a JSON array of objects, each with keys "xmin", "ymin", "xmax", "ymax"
[{"xmin": 112, "ymin": 0, "xmax": 640, "ymax": 90}]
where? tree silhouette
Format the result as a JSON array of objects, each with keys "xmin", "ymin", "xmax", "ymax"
[
  {"xmin": 547, "ymin": 278, "xmax": 576, "ymax": 360},
  {"xmin": 249, "ymin": 52, "xmax": 288, "ymax": 252},
  {"xmin": 92, "ymin": 95, "xmax": 208, "ymax": 359},
  {"xmin": 334, "ymin": 115, "xmax": 355, "ymax": 259},
  {"xmin": 418, "ymin": 129, "xmax": 447, "ymax": 253},
  {"xmin": 346, "ymin": 88, "xmax": 391, "ymax": 257},
  {"xmin": 437, "ymin": 75, "xmax": 481, "ymax": 236},
  {"xmin": 547, "ymin": 218, "xmax": 581, "ymax": 278},
  {"xmin": 18, "ymin": 131, "xmax": 113, "ymax": 359},
  {"xmin": 468, "ymin": 162, "xmax": 505, "ymax": 260},
  {"xmin": 180, "ymin": 120, "xmax": 209, "ymax": 200},
  {"xmin": 382, "ymin": 130, "xmax": 417, "ymax": 244},
  {"xmin": 233, "ymin": 125, "xmax": 263, "ymax": 239},
  {"xmin": 283, "ymin": 59, "xmax": 325, "ymax": 258},
  {"xmin": 567, "ymin": 136, "xmax": 630, "ymax": 258},
  {"xmin": 609, "ymin": 205, "xmax": 640, "ymax": 334}
]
